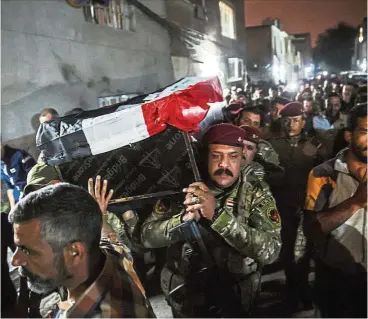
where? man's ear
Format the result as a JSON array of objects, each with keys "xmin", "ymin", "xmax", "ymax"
[
  {"xmin": 344, "ymin": 130, "xmax": 352, "ymax": 145},
  {"xmin": 301, "ymin": 118, "xmax": 306, "ymax": 129},
  {"xmin": 64, "ymin": 241, "xmax": 86, "ymax": 266}
]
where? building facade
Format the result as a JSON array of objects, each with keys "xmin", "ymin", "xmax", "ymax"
[
  {"xmin": 290, "ymin": 33, "xmax": 313, "ymax": 78},
  {"xmin": 164, "ymin": 0, "xmax": 247, "ymax": 90},
  {"xmin": 245, "ymin": 20, "xmax": 301, "ymax": 85},
  {"xmin": 352, "ymin": 17, "xmax": 367, "ymax": 72},
  {"xmin": 1, "ymin": 0, "xmax": 175, "ymax": 157}
]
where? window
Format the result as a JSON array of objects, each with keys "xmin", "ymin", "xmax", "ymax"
[
  {"xmin": 227, "ymin": 58, "xmax": 243, "ymax": 82},
  {"xmin": 219, "ymin": 1, "xmax": 235, "ymax": 39},
  {"xmin": 83, "ymin": 0, "xmax": 135, "ymax": 31},
  {"xmin": 98, "ymin": 93, "xmax": 138, "ymax": 107},
  {"xmin": 194, "ymin": 4, "xmax": 206, "ymax": 20}
]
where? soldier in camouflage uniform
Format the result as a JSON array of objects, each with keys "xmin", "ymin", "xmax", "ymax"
[
  {"xmin": 140, "ymin": 124, "xmax": 281, "ymax": 317},
  {"xmin": 239, "ymin": 126, "xmax": 282, "ymax": 181},
  {"xmin": 239, "ymin": 125, "xmax": 266, "ymax": 180},
  {"xmin": 267, "ymin": 102, "xmax": 328, "ymax": 311}
]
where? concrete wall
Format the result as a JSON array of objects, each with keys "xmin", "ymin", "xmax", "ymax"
[
  {"xmin": 245, "ymin": 26, "xmax": 272, "ymax": 82},
  {"xmin": 166, "ymin": 0, "xmax": 246, "ymax": 87},
  {"xmin": 246, "ymin": 26, "xmax": 272, "ymax": 66},
  {"xmin": 166, "ymin": 0, "xmax": 206, "ymax": 34},
  {"xmin": 246, "ymin": 25, "xmax": 301, "ymax": 84},
  {"xmin": 291, "ymin": 33, "xmax": 313, "ymax": 74},
  {"xmin": 1, "ymin": 0, "xmax": 174, "ymax": 157}
]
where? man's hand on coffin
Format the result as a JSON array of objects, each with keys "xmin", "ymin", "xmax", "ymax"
[
  {"xmin": 88, "ymin": 176, "xmax": 114, "ymax": 215},
  {"xmin": 183, "ymin": 182, "xmax": 215, "ymax": 221}
]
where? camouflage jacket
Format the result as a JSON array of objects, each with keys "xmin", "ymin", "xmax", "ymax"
[
  {"xmin": 141, "ymin": 168, "xmax": 281, "ymax": 278},
  {"xmin": 256, "ymin": 139, "xmax": 280, "ymax": 169},
  {"xmin": 242, "ymin": 161, "xmax": 266, "ymax": 181},
  {"xmin": 241, "ymin": 140, "xmax": 282, "ymax": 181}
]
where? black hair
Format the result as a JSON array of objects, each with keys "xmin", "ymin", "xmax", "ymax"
[
  {"xmin": 225, "ymin": 95, "xmax": 231, "ymax": 105},
  {"xmin": 271, "ymin": 96, "xmax": 290, "ymax": 108},
  {"xmin": 237, "ymin": 106, "xmax": 264, "ymax": 126},
  {"xmin": 345, "ymin": 81, "xmax": 358, "ymax": 89},
  {"xmin": 241, "ymin": 105, "xmax": 263, "ymax": 115},
  {"xmin": 332, "ymin": 128, "xmax": 349, "ymax": 157},
  {"xmin": 236, "ymin": 91, "xmax": 247, "ymax": 97},
  {"xmin": 64, "ymin": 108, "xmax": 84, "ymax": 116},
  {"xmin": 347, "ymin": 103, "xmax": 367, "ymax": 132},
  {"xmin": 327, "ymin": 92, "xmax": 341, "ymax": 101},
  {"xmin": 9, "ymin": 183, "xmax": 102, "ymax": 254},
  {"xmin": 39, "ymin": 108, "xmax": 59, "ymax": 118}
]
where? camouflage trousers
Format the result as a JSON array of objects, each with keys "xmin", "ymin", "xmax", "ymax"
[{"xmin": 161, "ymin": 265, "xmax": 261, "ymax": 318}]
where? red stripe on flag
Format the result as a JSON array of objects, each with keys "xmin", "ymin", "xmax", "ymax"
[{"xmin": 141, "ymin": 77, "xmax": 223, "ymax": 136}]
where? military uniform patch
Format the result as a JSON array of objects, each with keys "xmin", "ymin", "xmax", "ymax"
[
  {"xmin": 252, "ymin": 194, "xmax": 281, "ymax": 227},
  {"xmin": 226, "ymin": 199, "xmax": 234, "ymax": 208},
  {"xmin": 154, "ymin": 200, "xmax": 169, "ymax": 215},
  {"xmin": 268, "ymin": 209, "xmax": 280, "ymax": 225}
]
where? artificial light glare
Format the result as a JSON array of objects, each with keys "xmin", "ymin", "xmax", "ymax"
[
  {"xmin": 288, "ymin": 82, "xmax": 298, "ymax": 92},
  {"xmin": 201, "ymin": 55, "xmax": 220, "ymax": 77},
  {"xmin": 361, "ymin": 59, "xmax": 367, "ymax": 71},
  {"xmin": 322, "ymin": 71, "xmax": 328, "ymax": 76},
  {"xmin": 359, "ymin": 27, "xmax": 364, "ymax": 43},
  {"xmin": 279, "ymin": 65, "xmax": 286, "ymax": 79},
  {"xmin": 305, "ymin": 66, "xmax": 313, "ymax": 74}
]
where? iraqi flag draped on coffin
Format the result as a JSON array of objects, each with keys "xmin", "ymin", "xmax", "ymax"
[{"xmin": 37, "ymin": 77, "xmax": 223, "ymax": 201}]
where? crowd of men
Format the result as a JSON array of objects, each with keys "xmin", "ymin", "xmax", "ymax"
[{"xmin": 1, "ymin": 75, "xmax": 367, "ymax": 318}]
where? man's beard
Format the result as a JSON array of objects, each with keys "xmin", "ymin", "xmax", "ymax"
[
  {"xmin": 351, "ymin": 142, "xmax": 368, "ymax": 163},
  {"xmin": 19, "ymin": 253, "xmax": 72, "ymax": 294}
]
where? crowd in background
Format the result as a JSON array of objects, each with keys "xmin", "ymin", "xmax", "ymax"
[{"xmin": 1, "ymin": 73, "xmax": 367, "ymax": 318}]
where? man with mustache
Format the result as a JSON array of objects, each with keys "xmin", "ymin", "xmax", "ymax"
[
  {"xmin": 267, "ymin": 102, "xmax": 327, "ymax": 311},
  {"xmin": 303, "ymin": 103, "xmax": 367, "ymax": 318},
  {"xmin": 263, "ymin": 96, "xmax": 290, "ymax": 139},
  {"xmin": 9, "ymin": 182, "xmax": 155, "ymax": 318},
  {"xmin": 313, "ymin": 93, "xmax": 347, "ymax": 131},
  {"xmin": 141, "ymin": 123, "xmax": 281, "ymax": 317}
]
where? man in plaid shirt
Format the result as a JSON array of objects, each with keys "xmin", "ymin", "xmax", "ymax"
[{"xmin": 9, "ymin": 180, "xmax": 155, "ymax": 318}]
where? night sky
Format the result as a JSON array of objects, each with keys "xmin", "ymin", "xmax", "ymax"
[{"xmin": 245, "ymin": 0, "xmax": 367, "ymax": 47}]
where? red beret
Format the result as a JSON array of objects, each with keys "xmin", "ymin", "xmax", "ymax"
[
  {"xmin": 279, "ymin": 102, "xmax": 303, "ymax": 117},
  {"xmin": 203, "ymin": 123, "xmax": 245, "ymax": 148},
  {"xmin": 226, "ymin": 102, "xmax": 244, "ymax": 115},
  {"xmin": 239, "ymin": 126, "xmax": 262, "ymax": 143},
  {"xmin": 273, "ymin": 97, "xmax": 290, "ymax": 106}
]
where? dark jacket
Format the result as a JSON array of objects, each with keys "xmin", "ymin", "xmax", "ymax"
[{"xmin": 1, "ymin": 145, "xmax": 36, "ymax": 201}]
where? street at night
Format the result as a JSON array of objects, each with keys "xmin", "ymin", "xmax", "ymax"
[{"xmin": 1, "ymin": 0, "xmax": 367, "ymax": 318}]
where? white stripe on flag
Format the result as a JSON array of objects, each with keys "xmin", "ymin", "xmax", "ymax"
[{"xmin": 82, "ymin": 105, "xmax": 150, "ymax": 155}]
